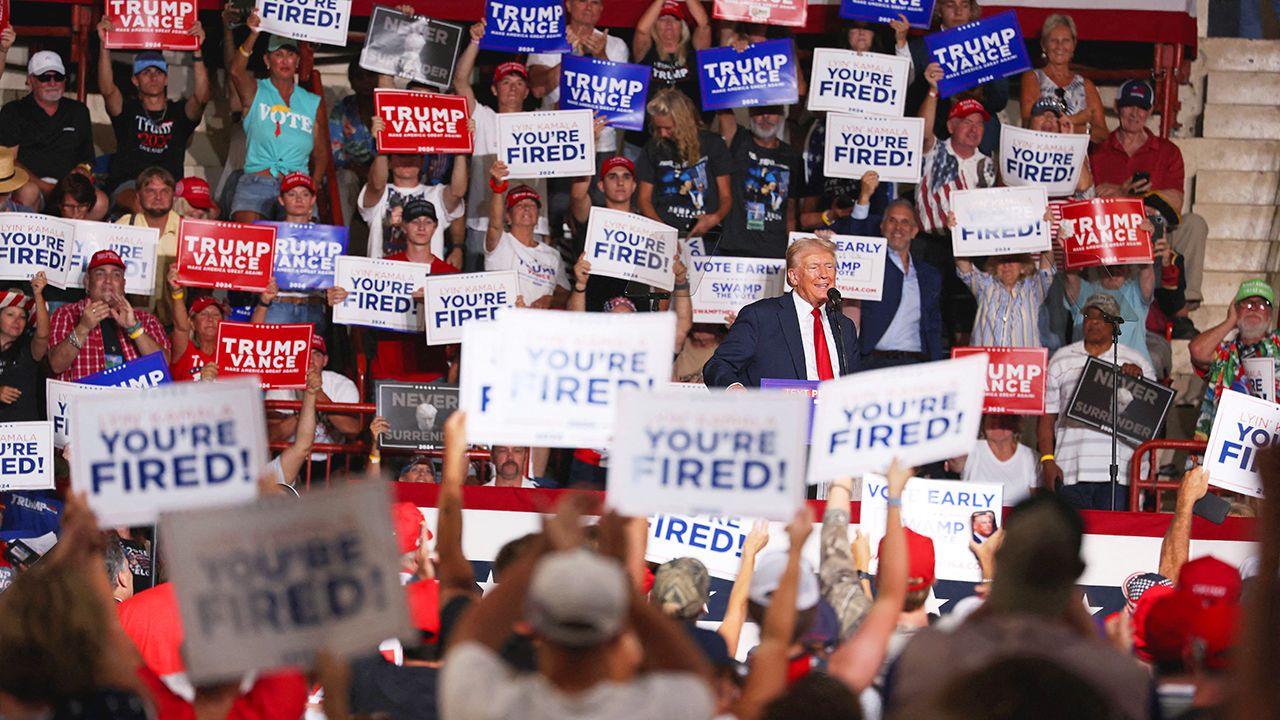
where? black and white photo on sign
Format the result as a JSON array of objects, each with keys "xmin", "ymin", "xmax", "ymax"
[
  {"xmin": 359, "ymin": 6, "xmax": 464, "ymax": 89},
  {"xmin": 1065, "ymin": 357, "xmax": 1175, "ymax": 446},
  {"xmin": 375, "ymin": 381, "xmax": 459, "ymax": 450}
]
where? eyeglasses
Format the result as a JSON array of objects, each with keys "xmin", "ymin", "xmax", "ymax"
[
  {"xmin": 36, "ymin": 72, "xmax": 66, "ymax": 84},
  {"xmin": 1238, "ymin": 299, "xmax": 1272, "ymax": 311},
  {"xmin": 1054, "ymin": 87, "xmax": 1067, "ymax": 101},
  {"xmin": 61, "ymin": 202, "xmax": 91, "ymax": 212}
]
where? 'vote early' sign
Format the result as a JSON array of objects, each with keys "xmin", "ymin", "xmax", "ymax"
[
  {"xmin": 585, "ymin": 207, "xmax": 678, "ymax": 292},
  {"xmin": 824, "ymin": 113, "xmax": 924, "ymax": 183},
  {"xmin": 559, "ymin": 55, "xmax": 651, "ymax": 132},
  {"xmin": 697, "ymin": 39, "xmax": 799, "ymax": 112},
  {"xmin": 998, "ymin": 124, "xmax": 1089, "ymax": 197},
  {"xmin": 177, "ymin": 219, "xmax": 277, "ymax": 292},
  {"xmin": 608, "ymin": 387, "xmax": 809, "ymax": 521},
  {"xmin": 807, "ymin": 48, "xmax": 910, "ymax": 118},
  {"xmin": 1058, "ymin": 198, "xmax": 1153, "ymax": 270},
  {"xmin": 105, "ymin": 0, "xmax": 198, "ymax": 50},
  {"xmin": 69, "ymin": 378, "xmax": 268, "ymax": 528},
  {"xmin": 925, "ymin": 10, "xmax": 1031, "ymax": 97},
  {"xmin": 479, "ymin": 0, "xmax": 570, "ymax": 54},
  {"xmin": 950, "ymin": 186, "xmax": 1049, "ymax": 258},
  {"xmin": 1204, "ymin": 389, "xmax": 1274, "ymax": 499},
  {"xmin": 374, "ymin": 89, "xmax": 473, "ymax": 155},
  {"xmin": 0, "ymin": 421, "xmax": 55, "ymax": 491},
  {"xmin": 423, "ymin": 270, "xmax": 518, "ymax": 346},
  {"xmin": 951, "ymin": 346, "xmax": 1046, "ymax": 415},
  {"xmin": 215, "ymin": 322, "xmax": 313, "ymax": 390},
  {"xmin": 496, "ymin": 110, "xmax": 596, "ymax": 179},
  {"xmin": 690, "ymin": 257, "xmax": 786, "ymax": 323},
  {"xmin": 255, "ymin": 0, "xmax": 352, "ymax": 47}
]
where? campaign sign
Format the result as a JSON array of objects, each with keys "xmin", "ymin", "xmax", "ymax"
[
  {"xmin": 839, "ymin": 0, "xmax": 934, "ymax": 28},
  {"xmin": 999, "ymin": 124, "xmax": 1089, "ymax": 197},
  {"xmin": 259, "ymin": 222, "xmax": 348, "ymax": 292},
  {"xmin": 807, "ymin": 48, "xmax": 910, "ymax": 117},
  {"xmin": 690, "ymin": 257, "xmax": 786, "ymax": 323},
  {"xmin": 215, "ymin": 322, "xmax": 312, "ymax": 390},
  {"xmin": 925, "ymin": 10, "xmax": 1031, "ymax": 97},
  {"xmin": 176, "ymin": 219, "xmax": 277, "ymax": 292},
  {"xmin": 67, "ymin": 221, "xmax": 159, "ymax": 295},
  {"xmin": 951, "ymin": 346, "xmax": 1046, "ymax": 415},
  {"xmin": 697, "ymin": 39, "xmax": 799, "ymax": 112},
  {"xmin": 950, "ymin": 187, "xmax": 1050, "ymax": 258},
  {"xmin": 68, "ymin": 378, "xmax": 268, "ymax": 528},
  {"xmin": 360, "ymin": 7, "xmax": 463, "ymax": 89},
  {"xmin": 1204, "ymin": 389, "xmax": 1274, "ymax": 499},
  {"xmin": 496, "ymin": 110, "xmax": 596, "ymax": 179},
  {"xmin": 1243, "ymin": 357, "xmax": 1275, "ymax": 402},
  {"xmin": 786, "ymin": 232, "xmax": 886, "ymax": 301},
  {"xmin": 46, "ymin": 380, "xmax": 131, "ymax": 449},
  {"xmin": 162, "ymin": 481, "xmax": 412, "ymax": 684},
  {"xmin": 680, "ymin": 235, "xmax": 709, "ymax": 294},
  {"xmin": 760, "ymin": 378, "xmax": 819, "ymax": 443},
  {"xmin": 478, "ymin": 0, "xmax": 570, "ymax": 54},
  {"xmin": 713, "ymin": 0, "xmax": 807, "ymax": 28},
  {"xmin": 559, "ymin": 55, "xmax": 651, "ymax": 132},
  {"xmin": 375, "ymin": 381, "xmax": 459, "ymax": 450},
  {"xmin": 1065, "ymin": 357, "xmax": 1174, "ymax": 447},
  {"xmin": 374, "ymin": 90, "xmax": 473, "ymax": 155},
  {"xmin": 81, "ymin": 352, "xmax": 173, "ymax": 390},
  {"xmin": 0, "ymin": 422, "xmax": 55, "ymax": 491},
  {"xmin": 331, "ymin": 256, "xmax": 423, "ymax": 333},
  {"xmin": 256, "ymin": 0, "xmax": 352, "ymax": 47},
  {"xmin": 0, "ymin": 0, "xmax": 9, "ymax": 36},
  {"xmin": 607, "ymin": 387, "xmax": 809, "ymax": 521},
  {"xmin": 860, "ymin": 475, "xmax": 1003, "ymax": 581},
  {"xmin": 824, "ymin": 113, "xmax": 924, "ymax": 183},
  {"xmin": 584, "ymin": 207, "xmax": 679, "ymax": 292},
  {"xmin": 646, "ymin": 513, "xmax": 752, "ymax": 580},
  {"xmin": 424, "ymin": 270, "xmax": 518, "ymax": 346},
  {"xmin": 807, "ymin": 353, "xmax": 987, "ymax": 482},
  {"xmin": 0, "ymin": 213, "xmax": 74, "ymax": 288},
  {"xmin": 460, "ymin": 310, "xmax": 676, "ymax": 448},
  {"xmin": 104, "ymin": 0, "xmax": 198, "ymax": 50},
  {"xmin": 1058, "ymin": 198, "xmax": 1153, "ymax": 270}
]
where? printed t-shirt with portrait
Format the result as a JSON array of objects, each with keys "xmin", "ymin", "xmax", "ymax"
[
  {"xmin": 359, "ymin": 183, "xmax": 463, "ymax": 260},
  {"xmin": 719, "ymin": 130, "xmax": 804, "ymax": 258}
]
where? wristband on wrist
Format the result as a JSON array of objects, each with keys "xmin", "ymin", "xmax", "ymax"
[
  {"xmin": 258, "ymin": 299, "xmax": 273, "ymax": 307},
  {"xmin": 128, "ymin": 327, "xmax": 144, "ymax": 341},
  {"xmin": 125, "ymin": 320, "xmax": 143, "ymax": 335},
  {"xmin": 1040, "ymin": 453, "xmax": 1055, "ymax": 463},
  {"xmin": 821, "ymin": 211, "xmax": 833, "ymax": 227},
  {"xmin": 887, "ymin": 496, "xmax": 903, "ymax": 508},
  {"xmin": 572, "ymin": 284, "xmax": 586, "ymax": 293},
  {"xmin": 856, "ymin": 570, "xmax": 873, "ymax": 581},
  {"xmin": 673, "ymin": 281, "xmax": 690, "ymax": 291},
  {"xmin": 170, "ymin": 289, "xmax": 186, "ymax": 300},
  {"xmin": 68, "ymin": 330, "xmax": 84, "ymax": 350},
  {"xmin": 488, "ymin": 176, "xmax": 510, "ymax": 193},
  {"xmin": 368, "ymin": 454, "xmax": 381, "ymax": 463},
  {"xmin": 238, "ymin": 45, "xmax": 252, "ymax": 57}
]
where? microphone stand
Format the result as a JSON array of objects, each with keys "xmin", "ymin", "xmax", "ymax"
[
  {"xmin": 1105, "ymin": 314, "xmax": 1123, "ymax": 511},
  {"xmin": 826, "ymin": 289, "xmax": 848, "ymax": 376}
]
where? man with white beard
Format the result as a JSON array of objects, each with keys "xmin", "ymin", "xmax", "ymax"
[
  {"xmin": 1189, "ymin": 278, "xmax": 1280, "ymax": 441},
  {"xmin": 715, "ymin": 105, "xmax": 803, "ymax": 259}
]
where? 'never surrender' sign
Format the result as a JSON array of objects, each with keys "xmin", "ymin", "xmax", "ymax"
[
  {"xmin": 807, "ymin": 353, "xmax": 987, "ymax": 482},
  {"xmin": 69, "ymin": 378, "xmax": 268, "ymax": 528},
  {"xmin": 607, "ymin": 387, "xmax": 809, "ymax": 521},
  {"xmin": 0, "ymin": 422, "xmax": 54, "ymax": 491},
  {"xmin": 374, "ymin": 90, "xmax": 473, "ymax": 154},
  {"xmin": 1058, "ymin": 198, "xmax": 1152, "ymax": 270},
  {"xmin": 951, "ymin": 346, "xmax": 1046, "ymax": 415},
  {"xmin": 375, "ymin": 381, "xmax": 459, "ymax": 450},
  {"xmin": 215, "ymin": 322, "xmax": 313, "ymax": 390},
  {"xmin": 807, "ymin": 48, "xmax": 910, "ymax": 117},
  {"xmin": 925, "ymin": 10, "xmax": 1030, "ymax": 97},
  {"xmin": 1205, "ymin": 389, "xmax": 1274, "ymax": 499},
  {"xmin": 496, "ymin": 110, "xmax": 595, "ymax": 179},
  {"xmin": 697, "ymin": 39, "xmax": 799, "ymax": 112},
  {"xmin": 559, "ymin": 55, "xmax": 651, "ymax": 132},
  {"xmin": 950, "ymin": 187, "xmax": 1049, "ymax": 257},
  {"xmin": 256, "ymin": 0, "xmax": 352, "ymax": 47},
  {"xmin": 261, "ymin": 221, "xmax": 348, "ymax": 291},
  {"xmin": 839, "ymin": 0, "xmax": 934, "ymax": 28},
  {"xmin": 105, "ymin": 0, "xmax": 198, "ymax": 50},
  {"xmin": 423, "ymin": 270, "xmax": 518, "ymax": 346},
  {"xmin": 824, "ymin": 113, "xmax": 924, "ymax": 183},
  {"xmin": 585, "ymin": 207, "xmax": 678, "ymax": 292},
  {"xmin": 478, "ymin": 0, "xmax": 569, "ymax": 54},
  {"xmin": 999, "ymin": 124, "xmax": 1089, "ymax": 197},
  {"xmin": 177, "ymin": 219, "xmax": 276, "ymax": 292}
]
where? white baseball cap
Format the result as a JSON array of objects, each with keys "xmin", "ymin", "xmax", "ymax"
[
  {"xmin": 749, "ymin": 551, "xmax": 821, "ymax": 611},
  {"xmin": 525, "ymin": 548, "xmax": 629, "ymax": 647},
  {"xmin": 28, "ymin": 51, "xmax": 66, "ymax": 77}
]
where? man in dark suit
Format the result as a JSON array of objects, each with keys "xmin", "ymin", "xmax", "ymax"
[
  {"xmin": 859, "ymin": 199, "xmax": 945, "ymax": 370},
  {"xmin": 703, "ymin": 237, "xmax": 859, "ymax": 388}
]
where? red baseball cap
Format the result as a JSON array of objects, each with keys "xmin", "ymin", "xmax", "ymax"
[
  {"xmin": 189, "ymin": 296, "xmax": 227, "ymax": 317},
  {"xmin": 505, "ymin": 184, "xmax": 542, "ymax": 210},
  {"xmin": 1187, "ymin": 602, "xmax": 1241, "ymax": 671},
  {"xmin": 407, "ymin": 578, "xmax": 441, "ymax": 636},
  {"xmin": 393, "ymin": 502, "xmax": 431, "ymax": 555},
  {"xmin": 948, "ymin": 98, "xmax": 991, "ymax": 122},
  {"xmin": 280, "ymin": 172, "xmax": 315, "ymax": 194},
  {"xmin": 493, "ymin": 61, "xmax": 528, "ymax": 85},
  {"xmin": 175, "ymin": 177, "xmax": 214, "ymax": 210},
  {"xmin": 1136, "ymin": 590, "xmax": 1200, "ymax": 663},
  {"xmin": 601, "ymin": 156, "xmax": 635, "ymax": 177},
  {"xmin": 310, "ymin": 333, "xmax": 327, "ymax": 355},
  {"xmin": 1178, "ymin": 556, "xmax": 1242, "ymax": 607},
  {"xmin": 879, "ymin": 528, "xmax": 936, "ymax": 592},
  {"xmin": 658, "ymin": 0, "xmax": 688, "ymax": 23},
  {"xmin": 87, "ymin": 249, "xmax": 126, "ymax": 272}
]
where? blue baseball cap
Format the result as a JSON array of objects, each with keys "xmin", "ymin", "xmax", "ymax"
[
  {"xmin": 1116, "ymin": 80, "xmax": 1154, "ymax": 110},
  {"xmin": 132, "ymin": 51, "xmax": 168, "ymax": 75}
]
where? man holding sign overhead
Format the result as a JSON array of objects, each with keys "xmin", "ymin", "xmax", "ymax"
[{"xmin": 704, "ymin": 236, "xmax": 858, "ymax": 388}]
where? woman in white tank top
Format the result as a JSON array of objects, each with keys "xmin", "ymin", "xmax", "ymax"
[{"xmin": 1019, "ymin": 14, "xmax": 1108, "ymax": 145}]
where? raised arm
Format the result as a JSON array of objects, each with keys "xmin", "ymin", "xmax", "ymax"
[
  {"xmin": 454, "ymin": 22, "xmax": 483, "ymax": 111},
  {"xmin": 438, "ymin": 411, "xmax": 479, "ymax": 602},
  {"xmin": 672, "ymin": 256, "xmax": 692, "ymax": 352},
  {"xmin": 443, "ymin": 141, "xmax": 469, "ymax": 211},
  {"xmin": 486, "ymin": 161, "xmax": 509, "ymax": 252},
  {"xmin": 1189, "ymin": 304, "xmax": 1236, "ymax": 371},
  {"xmin": 186, "ymin": 22, "xmax": 212, "ymax": 120},
  {"xmin": 718, "ymin": 519, "xmax": 768, "ymax": 656},
  {"xmin": 1159, "ymin": 466, "xmax": 1209, "ymax": 583},
  {"xmin": 686, "ymin": 0, "xmax": 712, "ymax": 49},
  {"xmin": 96, "ymin": 19, "xmax": 125, "ymax": 116},
  {"xmin": 820, "ymin": 475, "xmax": 872, "ymax": 640},
  {"xmin": 26, "ymin": 272, "xmax": 50, "ymax": 361},
  {"xmin": 228, "ymin": 8, "xmax": 261, "ymax": 110},
  {"xmin": 276, "ymin": 367, "xmax": 320, "ymax": 485},
  {"xmin": 631, "ymin": 0, "xmax": 665, "ymax": 61},
  {"xmin": 568, "ymin": 253, "xmax": 590, "ymax": 312},
  {"xmin": 167, "ymin": 266, "xmax": 193, "ymax": 359},
  {"xmin": 919, "ymin": 63, "xmax": 942, "ymax": 152}
]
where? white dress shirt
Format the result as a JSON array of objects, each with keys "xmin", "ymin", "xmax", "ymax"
[{"xmin": 793, "ymin": 292, "xmax": 842, "ymax": 380}]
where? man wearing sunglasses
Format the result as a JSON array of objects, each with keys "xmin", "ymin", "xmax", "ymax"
[
  {"xmin": 1189, "ymin": 279, "xmax": 1280, "ymax": 441},
  {"xmin": 0, "ymin": 50, "xmax": 97, "ymax": 214}
]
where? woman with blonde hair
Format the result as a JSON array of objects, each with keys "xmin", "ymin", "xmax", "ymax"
[
  {"xmin": 636, "ymin": 88, "xmax": 733, "ymax": 239},
  {"xmin": 956, "ymin": 252, "xmax": 1055, "ymax": 348},
  {"xmin": 1019, "ymin": 13, "xmax": 1108, "ymax": 145}
]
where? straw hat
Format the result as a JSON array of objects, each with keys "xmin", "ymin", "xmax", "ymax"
[{"xmin": 0, "ymin": 147, "xmax": 30, "ymax": 194}]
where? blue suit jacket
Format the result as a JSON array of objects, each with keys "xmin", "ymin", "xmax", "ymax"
[
  {"xmin": 703, "ymin": 293, "xmax": 860, "ymax": 387},
  {"xmin": 858, "ymin": 252, "xmax": 945, "ymax": 361}
]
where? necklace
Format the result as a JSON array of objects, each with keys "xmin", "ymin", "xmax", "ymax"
[{"xmin": 142, "ymin": 101, "xmax": 169, "ymax": 127}]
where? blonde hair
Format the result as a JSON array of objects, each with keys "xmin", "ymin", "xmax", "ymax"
[
  {"xmin": 933, "ymin": 0, "xmax": 982, "ymax": 28},
  {"xmin": 646, "ymin": 88, "xmax": 704, "ymax": 168},
  {"xmin": 785, "ymin": 236, "xmax": 838, "ymax": 270},
  {"xmin": 1041, "ymin": 13, "xmax": 1078, "ymax": 42}
]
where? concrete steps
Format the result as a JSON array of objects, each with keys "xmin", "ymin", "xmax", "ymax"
[
  {"xmin": 1203, "ymin": 104, "xmax": 1280, "ymax": 140},
  {"xmin": 1192, "ymin": 204, "xmax": 1277, "ymax": 241},
  {"xmin": 1194, "ymin": 171, "xmax": 1279, "ymax": 204}
]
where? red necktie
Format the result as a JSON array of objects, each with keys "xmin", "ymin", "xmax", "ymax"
[{"xmin": 812, "ymin": 307, "xmax": 835, "ymax": 381}]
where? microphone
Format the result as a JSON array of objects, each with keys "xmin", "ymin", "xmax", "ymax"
[
  {"xmin": 826, "ymin": 287, "xmax": 843, "ymax": 310},
  {"xmin": 1102, "ymin": 313, "xmax": 1125, "ymax": 325}
]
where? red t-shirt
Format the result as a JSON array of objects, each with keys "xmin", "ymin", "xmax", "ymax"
[
  {"xmin": 1089, "ymin": 128, "xmax": 1185, "ymax": 195},
  {"xmin": 170, "ymin": 340, "xmax": 216, "ymax": 382},
  {"xmin": 370, "ymin": 252, "xmax": 459, "ymax": 383}
]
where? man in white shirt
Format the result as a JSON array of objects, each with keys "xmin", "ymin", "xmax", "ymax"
[
  {"xmin": 266, "ymin": 334, "xmax": 362, "ymax": 461},
  {"xmin": 1040, "ymin": 293, "xmax": 1156, "ymax": 511},
  {"xmin": 484, "ymin": 445, "xmax": 538, "ymax": 488}
]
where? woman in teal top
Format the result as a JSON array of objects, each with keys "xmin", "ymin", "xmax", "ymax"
[{"xmin": 229, "ymin": 12, "xmax": 327, "ymax": 222}]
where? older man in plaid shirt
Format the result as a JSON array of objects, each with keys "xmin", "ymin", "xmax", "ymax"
[{"xmin": 47, "ymin": 249, "xmax": 169, "ymax": 381}]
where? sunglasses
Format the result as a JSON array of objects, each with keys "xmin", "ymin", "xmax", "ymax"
[
  {"xmin": 36, "ymin": 72, "xmax": 66, "ymax": 84},
  {"xmin": 1238, "ymin": 299, "xmax": 1272, "ymax": 311}
]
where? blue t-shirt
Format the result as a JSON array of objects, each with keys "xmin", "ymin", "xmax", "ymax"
[{"xmin": 1068, "ymin": 277, "xmax": 1153, "ymax": 367}]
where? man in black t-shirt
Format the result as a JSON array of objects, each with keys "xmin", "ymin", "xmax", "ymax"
[
  {"xmin": 718, "ymin": 105, "xmax": 804, "ymax": 259},
  {"xmin": 0, "ymin": 51, "xmax": 99, "ymax": 214},
  {"xmin": 96, "ymin": 18, "xmax": 210, "ymax": 213}
]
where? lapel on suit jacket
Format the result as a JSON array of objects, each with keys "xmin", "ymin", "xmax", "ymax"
[{"xmin": 776, "ymin": 293, "xmax": 807, "ymax": 379}]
